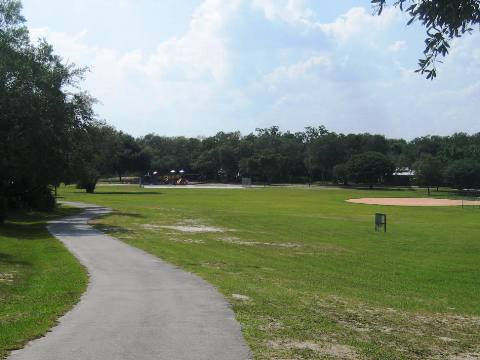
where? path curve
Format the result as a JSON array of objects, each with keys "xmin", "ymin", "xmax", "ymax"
[{"xmin": 8, "ymin": 201, "xmax": 251, "ymax": 360}]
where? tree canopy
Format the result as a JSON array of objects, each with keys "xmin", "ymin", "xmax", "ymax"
[
  {"xmin": 372, "ymin": 0, "xmax": 480, "ymax": 79},
  {"xmin": 413, "ymin": 154, "xmax": 444, "ymax": 194}
]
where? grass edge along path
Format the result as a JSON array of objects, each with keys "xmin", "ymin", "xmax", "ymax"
[{"xmin": 0, "ymin": 207, "xmax": 88, "ymax": 359}]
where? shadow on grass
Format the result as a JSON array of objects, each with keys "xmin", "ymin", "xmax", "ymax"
[
  {"xmin": 0, "ymin": 208, "xmax": 82, "ymax": 240},
  {"xmin": 5, "ymin": 208, "xmax": 81, "ymax": 224},
  {"xmin": 348, "ymin": 186, "xmax": 417, "ymax": 192},
  {"xmin": 73, "ymin": 191, "xmax": 162, "ymax": 196},
  {"xmin": 0, "ymin": 252, "xmax": 31, "ymax": 267},
  {"xmin": 0, "ymin": 221, "xmax": 50, "ymax": 240},
  {"xmin": 91, "ymin": 223, "xmax": 133, "ymax": 234},
  {"xmin": 110, "ymin": 211, "xmax": 145, "ymax": 218}
]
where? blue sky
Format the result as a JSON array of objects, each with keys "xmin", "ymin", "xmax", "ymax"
[{"xmin": 22, "ymin": 0, "xmax": 480, "ymax": 139}]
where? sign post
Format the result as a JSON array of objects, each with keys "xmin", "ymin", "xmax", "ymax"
[{"xmin": 375, "ymin": 213, "xmax": 387, "ymax": 232}]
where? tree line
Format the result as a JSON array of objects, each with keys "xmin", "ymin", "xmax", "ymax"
[
  {"xmin": 127, "ymin": 127, "xmax": 480, "ymax": 193},
  {"xmin": 60, "ymin": 123, "xmax": 480, "ymax": 195}
]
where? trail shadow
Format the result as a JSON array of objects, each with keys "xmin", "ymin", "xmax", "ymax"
[
  {"xmin": 91, "ymin": 224, "xmax": 133, "ymax": 234},
  {"xmin": 110, "ymin": 211, "xmax": 145, "ymax": 218},
  {"xmin": 0, "ymin": 220, "xmax": 53, "ymax": 241},
  {"xmin": 5, "ymin": 208, "xmax": 81, "ymax": 224},
  {"xmin": 73, "ymin": 191, "xmax": 162, "ymax": 195}
]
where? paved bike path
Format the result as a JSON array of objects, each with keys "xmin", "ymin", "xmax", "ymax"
[{"xmin": 8, "ymin": 201, "xmax": 251, "ymax": 360}]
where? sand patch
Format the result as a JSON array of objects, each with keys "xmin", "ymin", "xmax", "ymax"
[
  {"xmin": 162, "ymin": 225, "xmax": 226, "ymax": 233},
  {"xmin": 0, "ymin": 272, "xmax": 15, "ymax": 284},
  {"xmin": 141, "ymin": 223, "xmax": 227, "ymax": 233},
  {"xmin": 219, "ymin": 236, "xmax": 302, "ymax": 248},
  {"xmin": 347, "ymin": 198, "xmax": 480, "ymax": 207},
  {"xmin": 232, "ymin": 293, "xmax": 251, "ymax": 301},
  {"xmin": 449, "ymin": 353, "xmax": 480, "ymax": 360},
  {"xmin": 169, "ymin": 238, "xmax": 205, "ymax": 244}
]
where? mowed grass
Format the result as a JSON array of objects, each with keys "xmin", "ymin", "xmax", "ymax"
[
  {"xmin": 0, "ymin": 208, "xmax": 88, "ymax": 359},
  {"xmin": 61, "ymin": 185, "xmax": 480, "ymax": 359}
]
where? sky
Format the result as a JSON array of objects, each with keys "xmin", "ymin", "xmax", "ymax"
[{"xmin": 21, "ymin": 0, "xmax": 480, "ymax": 139}]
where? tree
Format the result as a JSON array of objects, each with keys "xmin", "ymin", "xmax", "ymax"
[
  {"xmin": 258, "ymin": 152, "xmax": 283, "ymax": 184},
  {"xmin": 372, "ymin": 0, "xmax": 480, "ymax": 79},
  {"xmin": 71, "ymin": 123, "xmax": 119, "ymax": 193},
  {"xmin": 1, "ymin": 0, "xmax": 96, "ymax": 220},
  {"xmin": 114, "ymin": 132, "xmax": 151, "ymax": 181},
  {"xmin": 444, "ymin": 159, "xmax": 480, "ymax": 189},
  {"xmin": 308, "ymin": 132, "xmax": 347, "ymax": 182},
  {"xmin": 347, "ymin": 152, "xmax": 396, "ymax": 187},
  {"xmin": 413, "ymin": 155, "xmax": 444, "ymax": 195}
]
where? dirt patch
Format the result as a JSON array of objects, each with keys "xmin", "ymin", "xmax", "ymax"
[
  {"xmin": 162, "ymin": 225, "xmax": 226, "ymax": 233},
  {"xmin": 0, "ymin": 272, "xmax": 15, "ymax": 284},
  {"xmin": 259, "ymin": 318, "xmax": 284, "ymax": 332},
  {"xmin": 169, "ymin": 238, "xmax": 205, "ymax": 244},
  {"xmin": 201, "ymin": 261, "xmax": 227, "ymax": 269},
  {"xmin": 219, "ymin": 236, "xmax": 302, "ymax": 248},
  {"xmin": 449, "ymin": 353, "xmax": 480, "ymax": 360},
  {"xmin": 346, "ymin": 198, "xmax": 480, "ymax": 207},
  {"xmin": 141, "ymin": 223, "xmax": 227, "ymax": 233},
  {"xmin": 268, "ymin": 340, "xmax": 358, "ymax": 359},
  {"xmin": 312, "ymin": 295, "xmax": 480, "ymax": 359},
  {"xmin": 232, "ymin": 293, "xmax": 251, "ymax": 301}
]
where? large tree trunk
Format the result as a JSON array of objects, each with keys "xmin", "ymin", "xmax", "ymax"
[{"xmin": 85, "ymin": 182, "xmax": 97, "ymax": 193}]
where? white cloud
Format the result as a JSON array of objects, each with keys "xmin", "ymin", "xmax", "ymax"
[
  {"xmin": 264, "ymin": 55, "xmax": 331, "ymax": 84},
  {"xmin": 144, "ymin": 0, "xmax": 241, "ymax": 82},
  {"xmin": 251, "ymin": 2, "xmax": 401, "ymax": 44},
  {"xmin": 318, "ymin": 7, "xmax": 401, "ymax": 44},
  {"xmin": 28, "ymin": 0, "xmax": 243, "ymax": 109},
  {"xmin": 251, "ymin": 0, "xmax": 314, "ymax": 26},
  {"xmin": 386, "ymin": 40, "xmax": 407, "ymax": 53}
]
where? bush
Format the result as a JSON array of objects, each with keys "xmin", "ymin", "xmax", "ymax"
[{"xmin": 347, "ymin": 152, "xmax": 395, "ymax": 186}]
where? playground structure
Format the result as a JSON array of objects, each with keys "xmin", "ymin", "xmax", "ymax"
[{"xmin": 141, "ymin": 170, "xmax": 192, "ymax": 186}]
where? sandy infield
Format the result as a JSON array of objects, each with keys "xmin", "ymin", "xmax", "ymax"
[{"xmin": 346, "ymin": 198, "xmax": 480, "ymax": 207}]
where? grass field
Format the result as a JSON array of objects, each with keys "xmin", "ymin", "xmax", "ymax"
[
  {"xmin": 60, "ymin": 185, "xmax": 480, "ymax": 359},
  {"xmin": 0, "ymin": 208, "xmax": 88, "ymax": 359}
]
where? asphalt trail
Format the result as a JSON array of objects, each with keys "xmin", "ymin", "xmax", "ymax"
[{"xmin": 8, "ymin": 201, "xmax": 251, "ymax": 360}]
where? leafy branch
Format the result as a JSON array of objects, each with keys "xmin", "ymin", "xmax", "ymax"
[{"xmin": 372, "ymin": 0, "xmax": 480, "ymax": 79}]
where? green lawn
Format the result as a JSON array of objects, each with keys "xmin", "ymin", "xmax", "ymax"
[
  {"xmin": 0, "ymin": 208, "xmax": 87, "ymax": 359},
  {"xmin": 60, "ymin": 185, "xmax": 480, "ymax": 359}
]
